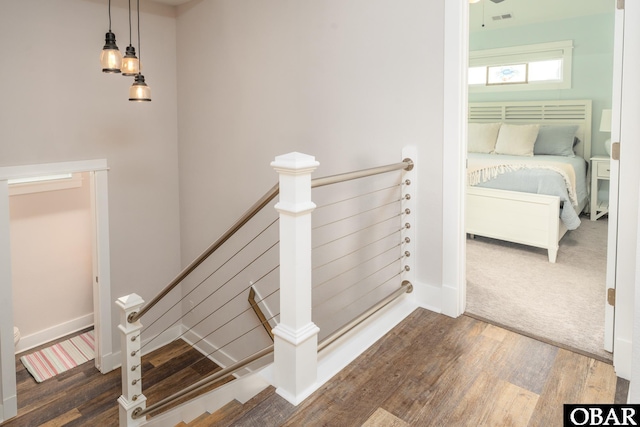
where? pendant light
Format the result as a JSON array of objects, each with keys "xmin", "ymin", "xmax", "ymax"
[
  {"xmin": 100, "ymin": 0, "xmax": 122, "ymax": 73},
  {"xmin": 121, "ymin": 0, "xmax": 140, "ymax": 76},
  {"xmin": 129, "ymin": 0, "xmax": 151, "ymax": 101}
]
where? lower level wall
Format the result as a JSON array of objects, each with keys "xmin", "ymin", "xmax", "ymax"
[{"xmin": 9, "ymin": 173, "xmax": 93, "ymax": 349}]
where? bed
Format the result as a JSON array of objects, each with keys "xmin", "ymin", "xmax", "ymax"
[{"xmin": 466, "ymin": 100, "xmax": 592, "ymax": 263}]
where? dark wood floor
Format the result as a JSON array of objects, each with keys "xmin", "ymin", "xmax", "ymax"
[
  {"xmin": 182, "ymin": 309, "xmax": 626, "ymax": 427},
  {"xmin": 1, "ymin": 333, "xmax": 225, "ymax": 427},
  {"xmin": 2, "ymin": 309, "xmax": 627, "ymax": 427}
]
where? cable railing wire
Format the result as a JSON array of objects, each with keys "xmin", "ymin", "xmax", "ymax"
[
  {"xmin": 175, "ymin": 264, "xmax": 280, "ymax": 352},
  {"xmin": 184, "ymin": 284, "xmax": 280, "ymax": 364},
  {"xmin": 136, "ymin": 240, "xmax": 280, "ymax": 354},
  {"xmin": 312, "ymin": 242, "xmax": 402, "ymax": 292},
  {"xmin": 313, "ymin": 227, "xmax": 405, "ymax": 271},
  {"xmin": 313, "ymin": 183, "xmax": 402, "ymax": 211},
  {"xmin": 140, "ymin": 217, "xmax": 279, "ymax": 335},
  {"xmin": 319, "ymin": 269, "xmax": 407, "ymax": 335},
  {"xmin": 312, "ymin": 198, "xmax": 402, "ymax": 231},
  {"xmin": 312, "ymin": 212, "xmax": 404, "ymax": 251},
  {"xmin": 313, "ymin": 255, "xmax": 404, "ymax": 309}
]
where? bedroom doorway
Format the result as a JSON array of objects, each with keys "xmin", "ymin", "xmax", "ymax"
[
  {"xmin": 0, "ymin": 159, "xmax": 112, "ymax": 422},
  {"xmin": 463, "ymin": 0, "xmax": 616, "ymax": 362}
]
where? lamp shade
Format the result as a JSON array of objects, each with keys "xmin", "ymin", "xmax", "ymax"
[
  {"xmin": 100, "ymin": 31, "xmax": 122, "ymax": 73},
  {"xmin": 121, "ymin": 45, "xmax": 140, "ymax": 76},
  {"xmin": 600, "ymin": 109, "xmax": 612, "ymax": 132},
  {"xmin": 129, "ymin": 74, "xmax": 151, "ymax": 102}
]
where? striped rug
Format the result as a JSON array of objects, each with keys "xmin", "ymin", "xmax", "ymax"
[{"xmin": 20, "ymin": 330, "xmax": 95, "ymax": 383}]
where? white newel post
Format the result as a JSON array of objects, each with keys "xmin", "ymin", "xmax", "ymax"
[
  {"xmin": 116, "ymin": 294, "xmax": 147, "ymax": 427},
  {"xmin": 271, "ymin": 152, "xmax": 320, "ymax": 405}
]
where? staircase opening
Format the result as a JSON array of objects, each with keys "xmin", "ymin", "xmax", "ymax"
[{"xmin": 116, "ymin": 151, "xmax": 415, "ymax": 426}]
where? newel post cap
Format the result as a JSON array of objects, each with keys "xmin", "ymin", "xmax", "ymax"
[
  {"xmin": 116, "ymin": 293, "xmax": 144, "ymax": 310},
  {"xmin": 271, "ymin": 152, "xmax": 319, "ymax": 174}
]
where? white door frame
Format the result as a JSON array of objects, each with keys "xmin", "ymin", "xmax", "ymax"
[
  {"xmin": 442, "ymin": 0, "xmax": 631, "ymax": 377},
  {"xmin": 612, "ymin": 0, "xmax": 640, "ymax": 382},
  {"xmin": 604, "ymin": 2, "xmax": 625, "ymax": 354},
  {"xmin": 442, "ymin": 0, "xmax": 469, "ymax": 319},
  {"xmin": 0, "ymin": 159, "xmax": 112, "ymax": 422}
]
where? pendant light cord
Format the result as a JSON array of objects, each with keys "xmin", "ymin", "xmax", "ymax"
[
  {"xmin": 108, "ymin": 0, "xmax": 113, "ymax": 31},
  {"xmin": 128, "ymin": 0, "xmax": 132, "ymax": 45},
  {"xmin": 137, "ymin": 0, "xmax": 142, "ymax": 72}
]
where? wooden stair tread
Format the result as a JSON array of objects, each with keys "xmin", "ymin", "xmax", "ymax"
[
  {"xmin": 188, "ymin": 401, "xmax": 242, "ymax": 426},
  {"xmin": 182, "ymin": 386, "xmax": 278, "ymax": 426}
]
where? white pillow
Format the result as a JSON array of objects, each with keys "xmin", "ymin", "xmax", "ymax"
[
  {"xmin": 468, "ymin": 123, "xmax": 501, "ymax": 153},
  {"xmin": 494, "ymin": 124, "xmax": 540, "ymax": 156}
]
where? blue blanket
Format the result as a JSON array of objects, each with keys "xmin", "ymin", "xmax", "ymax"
[{"xmin": 468, "ymin": 153, "xmax": 588, "ymax": 230}]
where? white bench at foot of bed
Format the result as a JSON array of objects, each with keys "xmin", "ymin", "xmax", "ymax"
[{"xmin": 466, "ymin": 186, "xmax": 568, "ymax": 263}]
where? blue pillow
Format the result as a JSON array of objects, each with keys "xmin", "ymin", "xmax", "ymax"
[{"xmin": 533, "ymin": 125, "xmax": 579, "ymax": 156}]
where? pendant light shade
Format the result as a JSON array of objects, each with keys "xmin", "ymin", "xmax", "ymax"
[
  {"xmin": 129, "ymin": 74, "xmax": 151, "ymax": 102},
  {"xmin": 121, "ymin": 45, "xmax": 140, "ymax": 76},
  {"xmin": 101, "ymin": 31, "xmax": 122, "ymax": 73},
  {"xmin": 101, "ymin": 0, "xmax": 121, "ymax": 73},
  {"xmin": 121, "ymin": 0, "xmax": 139, "ymax": 76},
  {"xmin": 129, "ymin": 0, "xmax": 151, "ymax": 102}
]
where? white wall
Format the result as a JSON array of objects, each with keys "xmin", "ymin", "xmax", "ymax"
[
  {"xmin": 10, "ymin": 174, "xmax": 93, "ymax": 350},
  {"xmin": 0, "ymin": 0, "xmax": 181, "ymax": 368},
  {"xmin": 176, "ymin": 0, "xmax": 446, "ymax": 359}
]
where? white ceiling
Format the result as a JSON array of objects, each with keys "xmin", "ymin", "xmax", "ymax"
[
  {"xmin": 151, "ymin": 0, "xmax": 614, "ymax": 27},
  {"xmin": 469, "ymin": 0, "xmax": 613, "ymax": 32}
]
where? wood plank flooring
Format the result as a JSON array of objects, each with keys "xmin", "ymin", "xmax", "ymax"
[
  {"xmin": 2, "ymin": 309, "xmax": 627, "ymax": 427},
  {"xmin": 2, "ymin": 334, "xmax": 225, "ymax": 427},
  {"xmin": 186, "ymin": 309, "xmax": 625, "ymax": 427}
]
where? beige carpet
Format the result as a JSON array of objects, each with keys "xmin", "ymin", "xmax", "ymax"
[{"xmin": 465, "ymin": 216, "xmax": 612, "ymax": 362}]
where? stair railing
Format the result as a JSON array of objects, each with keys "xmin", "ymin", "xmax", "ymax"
[{"xmin": 117, "ymin": 150, "xmax": 415, "ymax": 426}]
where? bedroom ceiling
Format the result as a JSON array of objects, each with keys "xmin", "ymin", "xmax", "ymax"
[{"xmin": 469, "ymin": 0, "xmax": 614, "ymax": 32}]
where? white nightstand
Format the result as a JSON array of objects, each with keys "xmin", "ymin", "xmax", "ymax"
[{"xmin": 590, "ymin": 156, "xmax": 610, "ymax": 221}]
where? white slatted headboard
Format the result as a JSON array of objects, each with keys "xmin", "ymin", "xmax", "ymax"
[{"xmin": 469, "ymin": 100, "xmax": 593, "ymax": 160}]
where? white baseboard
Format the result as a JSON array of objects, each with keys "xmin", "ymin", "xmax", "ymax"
[
  {"xmin": 99, "ymin": 352, "xmax": 117, "ymax": 374},
  {"xmin": 0, "ymin": 391, "xmax": 18, "ymax": 423},
  {"xmin": 412, "ymin": 280, "xmax": 442, "ymax": 314},
  {"xmin": 441, "ymin": 283, "xmax": 463, "ymax": 317},
  {"xmin": 15, "ymin": 313, "xmax": 94, "ymax": 354},
  {"xmin": 614, "ymin": 337, "xmax": 632, "ymax": 380}
]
